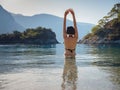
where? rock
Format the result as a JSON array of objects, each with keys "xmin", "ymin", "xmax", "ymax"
[{"xmin": 0, "ymin": 27, "xmax": 59, "ymax": 45}]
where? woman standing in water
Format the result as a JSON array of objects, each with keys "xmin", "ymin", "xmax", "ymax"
[{"xmin": 63, "ymin": 9, "xmax": 78, "ymax": 58}]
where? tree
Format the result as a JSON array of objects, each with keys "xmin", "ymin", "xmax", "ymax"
[
  {"xmin": 13, "ymin": 31, "xmax": 21, "ymax": 36},
  {"xmin": 108, "ymin": 3, "xmax": 120, "ymax": 19},
  {"xmin": 97, "ymin": 3, "xmax": 120, "ymax": 27},
  {"xmin": 92, "ymin": 25, "xmax": 101, "ymax": 34}
]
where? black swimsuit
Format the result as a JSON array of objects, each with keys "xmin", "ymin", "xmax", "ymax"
[{"xmin": 65, "ymin": 48, "xmax": 75, "ymax": 53}]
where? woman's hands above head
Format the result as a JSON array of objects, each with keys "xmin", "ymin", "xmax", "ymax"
[
  {"xmin": 64, "ymin": 9, "xmax": 69, "ymax": 16},
  {"xmin": 68, "ymin": 8, "xmax": 75, "ymax": 15},
  {"xmin": 64, "ymin": 8, "xmax": 75, "ymax": 16}
]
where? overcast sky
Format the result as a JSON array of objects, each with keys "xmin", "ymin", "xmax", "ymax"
[{"xmin": 0, "ymin": 0, "xmax": 119, "ymax": 24}]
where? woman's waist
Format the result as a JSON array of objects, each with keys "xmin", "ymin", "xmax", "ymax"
[{"xmin": 64, "ymin": 51, "xmax": 76, "ymax": 55}]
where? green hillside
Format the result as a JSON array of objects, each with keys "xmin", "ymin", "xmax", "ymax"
[
  {"xmin": 80, "ymin": 3, "xmax": 120, "ymax": 44},
  {"xmin": 0, "ymin": 27, "xmax": 58, "ymax": 44}
]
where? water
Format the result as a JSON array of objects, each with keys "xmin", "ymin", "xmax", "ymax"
[{"xmin": 0, "ymin": 44, "xmax": 120, "ymax": 90}]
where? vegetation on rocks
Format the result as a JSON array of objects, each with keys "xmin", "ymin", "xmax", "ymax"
[
  {"xmin": 0, "ymin": 27, "xmax": 59, "ymax": 44},
  {"xmin": 80, "ymin": 3, "xmax": 120, "ymax": 44}
]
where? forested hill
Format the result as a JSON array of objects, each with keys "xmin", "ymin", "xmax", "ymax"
[
  {"xmin": 0, "ymin": 27, "xmax": 59, "ymax": 44},
  {"xmin": 80, "ymin": 3, "xmax": 120, "ymax": 44}
]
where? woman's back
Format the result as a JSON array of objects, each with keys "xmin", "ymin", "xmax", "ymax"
[{"xmin": 64, "ymin": 37, "xmax": 77, "ymax": 49}]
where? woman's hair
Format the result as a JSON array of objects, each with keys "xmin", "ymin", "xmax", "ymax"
[{"xmin": 67, "ymin": 26, "xmax": 75, "ymax": 34}]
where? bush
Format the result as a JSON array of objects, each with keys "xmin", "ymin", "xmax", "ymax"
[{"xmin": 92, "ymin": 25, "xmax": 101, "ymax": 34}]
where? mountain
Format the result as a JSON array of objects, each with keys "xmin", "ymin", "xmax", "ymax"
[
  {"xmin": 0, "ymin": 5, "xmax": 24, "ymax": 34},
  {"xmin": 12, "ymin": 13, "xmax": 95, "ymax": 42},
  {"xmin": 0, "ymin": 5, "xmax": 94, "ymax": 42}
]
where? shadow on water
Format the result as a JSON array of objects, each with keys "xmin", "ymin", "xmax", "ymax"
[
  {"xmin": 61, "ymin": 57, "xmax": 78, "ymax": 90},
  {"xmin": 0, "ymin": 44, "xmax": 57, "ymax": 74}
]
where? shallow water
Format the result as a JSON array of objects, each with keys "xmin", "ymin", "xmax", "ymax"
[{"xmin": 0, "ymin": 44, "xmax": 120, "ymax": 90}]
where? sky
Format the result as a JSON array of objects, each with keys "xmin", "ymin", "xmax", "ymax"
[{"xmin": 0, "ymin": 0, "xmax": 120, "ymax": 24}]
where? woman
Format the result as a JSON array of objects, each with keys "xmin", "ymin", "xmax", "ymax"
[{"xmin": 63, "ymin": 9, "xmax": 78, "ymax": 58}]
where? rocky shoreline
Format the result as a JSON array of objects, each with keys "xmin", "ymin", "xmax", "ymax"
[{"xmin": 79, "ymin": 36, "xmax": 120, "ymax": 44}]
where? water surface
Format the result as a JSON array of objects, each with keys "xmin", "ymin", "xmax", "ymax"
[{"xmin": 0, "ymin": 44, "xmax": 120, "ymax": 90}]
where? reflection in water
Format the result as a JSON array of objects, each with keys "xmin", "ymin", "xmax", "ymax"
[
  {"xmin": 90, "ymin": 44, "xmax": 120, "ymax": 87},
  {"xmin": 107, "ymin": 67, "xmax": 120, "ymax": 86},
  {"xmin": 62, "ymin": 58, "xmax": 78, "ymax": 90}
]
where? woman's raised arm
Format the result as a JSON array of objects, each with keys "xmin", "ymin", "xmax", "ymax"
[
  {"xmin": 69, "ymin": 9, "xmax": 78, "ymax": 39},
  {"xmin": 63, "ymin": 9, "xmax": 69, "ymax": 38}
]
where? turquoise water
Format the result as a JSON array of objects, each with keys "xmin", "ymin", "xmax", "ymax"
[{"xmin": 0, "ymin": 44, "xmax": 120, "ymax": 90}]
